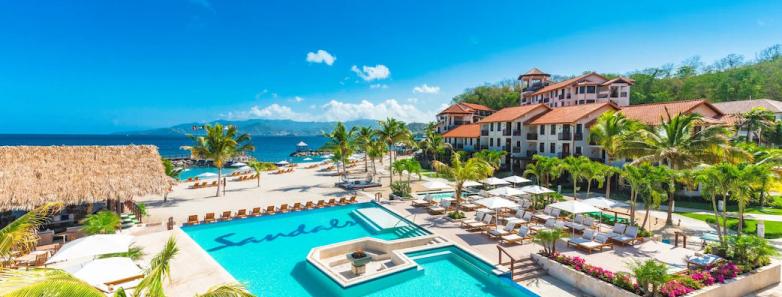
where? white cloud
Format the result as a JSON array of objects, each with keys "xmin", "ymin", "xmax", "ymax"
[
  {"xmin": 306, "ymin": 50, "xmax": 336, "ymax": 65},
  {"xmin": 225, "ymin": 99, "xmax": 437, "ymax": 123},
  {"xmin": 407, "ymin": 97, "xmax": 419, "ymax": 103},
  {"xmin": 225, "ymin": 104, "xmax": 308, "ymax": 121},
  {"xmin": 370, "ymin": 84, "xmax": 388, "ymax": 89},
  {"xmin": 351, "ymin": 64, "xmax": 390, "ymax": 81},
  {"xmin": 290, "ymin": 96, "xmax": 304, "ymax": 103},
  {"xmin": 413, "ymin": 84, "xmax": 440, "ymax": 94}
]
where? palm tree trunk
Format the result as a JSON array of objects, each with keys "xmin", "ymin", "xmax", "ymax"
[
  {"xmin": 388, "ymin": 150, "xmax": 394, "ymax": 184},
  {"xmin": 216, "ymin": 167, "xmax": 223, "ymax": 197},
  {"xmin": 738, "ymin": 203, "xmax": 745, "ymax": 236},
  {"xmin": 257, "ymin": 175, "xmax": 261, "ymax": 188},
  {"xmin": 586, "ymin": 180, "xmax": 592, "ymax": 199},
  {"xmin": 721, "ymin": 196, "xmax": 729, "ymax": 239},
  {"xmin": 747, "ymin": 123, "xmax": 753, "ymax": 143},
  {"xmin": 641, "ymin": 203, "xmax": 651, "ymax": 231},
  {"xmin": 364, "ymin": 154, "xmax": 369, "ymax": 172},
  {"xmin": 629, "ymin": 190, "xmax": 636, "ymax": 223},
  {"xmin": 710, "ymin": 194, "xmax": 725, "ymax": 248},
  {"xmin": 605, "ymin": 176, "xmax": 612, "ymax": 199},
  {"xmin": 666, "ymin": 192, "xmax": 674, "ymax": 225}
]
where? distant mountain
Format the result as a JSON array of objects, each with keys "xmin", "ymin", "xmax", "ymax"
[{"xmin": 116, "ymin": 119, "xmax": 427, "ymax": 136}]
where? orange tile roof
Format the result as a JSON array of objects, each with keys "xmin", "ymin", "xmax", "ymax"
[
  {"xmin": 437, "ymin": 102, "xmax": 494, "ymax": 115},
  {"xmin": 441, "ymin": 124, "xmax": 480, "ymax": 138},
  {"xmin": 619, "ymin": 99, "xmax": 724, "ymax": 125},
  {"xmin": 518, "ymin": 67, "xmax": 550, "ymax": 78},
  {"xmin": 602, "ymin": 76, "xmax": 635, "ymax": 86},
  {"xmin": 477, "ymin": 104, "xmax": 550, "ymax": 123},
  {"xmin": 529, "ymin": 102, "xmax": 618, "ymax": 125},
  {"xmin": 530, "ymin": 72, "xmax": 607, "ymax": 96}
]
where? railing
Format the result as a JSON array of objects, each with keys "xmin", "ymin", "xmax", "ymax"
[
  {"xmin": 558, "ymin": 132, "xmax": 572, "ymax": 141},
  {"xmin": 497, "ymin": 245, "xmax": 517, "ymax": 278},
  {"xmin": 512, "ymin": 147, "xmax": 521, "ymax": 153},
  {"xmin": 481, "ymin": 130, "xmax": 489, "ymax": 136},
  {"xmin": 502, "ymin": 130, "xmax": 511, "ymax": 136},
  {"xmin": 574, "ymin": 133, "xmax": 583, "ymax": 141},
  {"xmin": 502, "ymin": 145, "xmax": 511, "ymax": 151},
  {"xmin": 526, "ymin": 133, "xmax": 538, "ymax": 140},
  {"xmin": 123, "ymin": 200, "xmax": 143, "ymax": 223},
  {"xmin": 512, "ymin": 130, "xmax": 521, "ymax": 136}
]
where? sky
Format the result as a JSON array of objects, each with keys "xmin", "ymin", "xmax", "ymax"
[{"xmin": 0, "ymin": 0, "xmax": 781, "ymax": 134}]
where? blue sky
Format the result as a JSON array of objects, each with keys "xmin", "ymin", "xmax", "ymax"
[{"xmin": 1, "ymin": 0, "xmax": 781, "ymax": 134}]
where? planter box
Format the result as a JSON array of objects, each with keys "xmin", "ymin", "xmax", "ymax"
[
  {"xmin": 532, "ymin": 253, "xmax": 638, "ymax": 297},
  {"xmin": 688, "ymin": 262, "xmax": 780, "ymax": 297}
]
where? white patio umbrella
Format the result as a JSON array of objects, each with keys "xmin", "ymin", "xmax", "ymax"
[
  {"xmin": 72, "ymin": 257, "xmax": 144, "ymax": 288},
  {"xmin": 518, "ymin": 185, "xmax": 554, "ymax": 195},
  {"xmin": 47, "ymin": 234, "xmax": 134, "ymax": 264},
  {"xmin": 481, "ymin": 177, "xmax": 510, "ymax": 186},
  {"xmin": 474, "ymin": 196, "xmax": 519, "ymax": 219},
  {"xmin": 548, "ymin": 201, "xmax": 602, "ymax": 237},
  {"xmin": 487, "ymin": 186, "xmax": 526, "ymax": 197},
  {"xmin": 462, "ymin": 180, "xmax": 482, "ymax": 187},
  {"xmin": 422, "ymin": 181, "xmax": 451, "ymax": 190},
  {"xmin": 502, "ymin": 175, "xmax": 531, "ymax": 185},
  {"xmin": 275, "ymin": 160, "xmax": 290, "ymax": 166},
  {"xmin": 230, "ymin": 162, "xmax": 247, "ymax": 167},
  {"xmin": 582, "ymin": 197, "xmax": 629, "ymax": 209},
  {"xmin": 196, "ymin": 172, "xmax": 218, "ymax": 179}
]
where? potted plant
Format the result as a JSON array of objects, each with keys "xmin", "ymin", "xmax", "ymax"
[
  {"xmin": 447, "ymin": 210, "xmax": 466, "ymax": 222},
  {"xmin": 346, "ymin": 248, "xmax": 371, "ymax": 275}
]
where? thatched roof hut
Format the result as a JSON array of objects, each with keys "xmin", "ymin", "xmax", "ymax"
[{"xmin": 0, "ymin": 145, "xmax": 172, "ymax": 210}]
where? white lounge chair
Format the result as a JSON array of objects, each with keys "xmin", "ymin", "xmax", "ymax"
[
  {"xmin": 460, "ymin": 212, "xmax": 486, "ymax": 227},
  {"xmin": 566, "ymin": 229, "xmax": 595, "ymax": 247},
  {"xmin": 535, "ymin": 207, "xmax": 560, "ymax": 222},
  {"xmin": 506, "ymin": 211, "xmax": 533, "ymax": 225},
  {"xmin": 428, "ymin": 199, "xmax": 450, "ymax": 214},
  {"xmin": 607, "ymin": 223, "xmax": 627, "ymax": 239},
  {"xmin": 611, "ymin": 225, "xmax": 639, "ymax": 245},
  {"xmin": 501, "ymin": 226, "xmax": 533, "ymax": 245},
  {"xmin": 564, "ymin": 214, "xmax": 584, "ymax": 230},
  {"xmin": 411, "ymin": 194, "xmax": 434, "ymax": 207},
  {"xmin": 572, "ymin": 217, "xmax": 595, "ymax": 232},
  {"xmin": 576, "ymin": 233, "xmax": 613, "ymax": 253},
  {"xmin": 487, "ymin": 221, "xmax": 516, "ymax": 238},
  {"xmin": 466, "ymin": 214, "xmax": 494, "ymax": 231}
]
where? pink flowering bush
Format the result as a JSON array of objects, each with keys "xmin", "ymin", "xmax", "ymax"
[
  {"xmin": 661, "ymin": 280, "xmax": 695, "ymax": 297},
  {"xmin": 549, "ymin": 253, "xmax": 641, "ymax": 295},
  {"xmin": 689, "ymin": 271, "xmax": 715, "ymax": 286}
]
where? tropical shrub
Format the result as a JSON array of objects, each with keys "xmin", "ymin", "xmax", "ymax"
[
  {"xmin": 534, "ymin": 228, "xmax": 562, "ymax": 256},
  {"xmin": 550, "ymin": 253, "xmax": 641, "ymax": 295},
  {"xmin": 390, "ymin": 181, "xmax": 412, "ymax": 198},
  {"xmin": 629, "ymin": 259, "xmax": 669, "ymax": 296},
  {"xmin": 730, "ymin": 235, "xmax": 777, "ymax": 270},
  {"xmin": 660, "ymin": 279, "xmax": 695, "ymax": 297},
  {"xmin": 82, "ymin": 211, "xmax": 121, "ymax": 235},
  {"xmin": 447, "ymin": 211, "xmax": 465, "ymax": 220}
]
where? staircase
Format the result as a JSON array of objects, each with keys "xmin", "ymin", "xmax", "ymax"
[
  {"xmin": 393, "ymin": 225, "xmax": 429, "ymax": 238},
  {"xmin": 120, "ymin": 213, "xmax": 139, "ymax": 229},
  {"xmin": 496, "ymin": 245, "xmax": 547, "ymax": 283}
]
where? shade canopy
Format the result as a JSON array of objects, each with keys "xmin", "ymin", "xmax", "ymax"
[
  {"xmin": 481, "ymin": 177, "xmax": 510, "ymax": 186},
  {"xmin": 519, "ymin": 185, "xmax": 554, "ymax": 195},
  {"xmin": 474, "ymin": 197, "xmax": 519, "ymax": 209},
  {"xmin": 0, "ymin": 145, "xmax": 171, "ymax": 210},
  {"xmin": 47, "ymin": 234, "xmax": 134, "ymax": 264},
  {"xmin": 422, "ymin": 181, "xmax": 451, "ymax": 190},
  {"xmin": 275, "ymin": 160, "xmax": 290, "ymax": 166},
  {"xmin": 582, "ymin": 197, "xmax": 629, "ymax": 209},
  {"xmin": 297, "ymin": 141, "xmax": 308, "ymax": 146},
  {"xmin": 72, "ymin": 257, "xmax": 144, "ymax": 288},
  {"xmin": 196, "ymin": 172, "xmax": 218, "ymax": 179},
  {"xmin": 230, "ymin": 162, "xmax": 247, "ymax": 167},
  {"xmin": 502, "ymin": 175, "xmax": 531, "ymax": 184},
  {"xmin": 462, "ymin": 180, "xmax": 483, "ymax": 187},
  {"xmin": 487, "ymin": 186, "xmax": 526, "ymax": 197},
  {"xmin": 548, "ymin": 201, "xmax": 601, "ymax": 214}
]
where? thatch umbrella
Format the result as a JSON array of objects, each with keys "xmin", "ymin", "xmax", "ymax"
[{"xmin": 0, "ymin": 145, "xmax": 172, "ymax": 210}]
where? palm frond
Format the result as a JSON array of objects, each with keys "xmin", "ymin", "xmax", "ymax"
[
  {"xmin": 0, "ymin": 268, "xmax": 104, "ymax": 297},
  {"xmin": 195, "ymin": 283, "xmax": 255, "ymax": 297},
  {"xmin": 0, "ymin": 202, "xmax": 63, "ymax": 262}
]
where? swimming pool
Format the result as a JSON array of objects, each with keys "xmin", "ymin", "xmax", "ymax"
[
  {"xmin": 415, "ymin": 190, "xmax": 477, "ymax": 201},
  {"xmin": 182, "ymin": 202, "xmax": 537, "ymax": 296}
]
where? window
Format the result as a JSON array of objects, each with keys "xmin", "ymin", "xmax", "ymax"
[
  {"xmin": 550, "ymin": 143, "xmax": 555, "ymax": 153},
  {"xmin": 578, "ymin": 86, "xmax": 585, "ymax": 94},
  {"xmin": 587, "ymin": 86, "xmax": 596, "ymax": 93},
  {"xmin": 539, "ymin": 143, "xmax": 545, "ymax": 152},
  {"xmin": 576, "ymin": 146, "xmax": 582, "ymax": 155},
  {"xmin": 516, "ymin": 141, "xmax": 520, "ymax": 147},
  {"xmin": 550, "ymin": 124, "xmax": 556, "ymax": 133},
  {"xmin": 540, "ymin": 125, "xmax": 545, "ymax": 135},
  {"xmin": 496, "ymin": 138, "xmax": 501, "ymax": 147},
  {"xmin": 490, "ymin": 123, "xmax": 494, "ymax": 131},
  {"xmin": 576, "ymin": 124, "xmax": 582, "ymax": 133},
  {"xmin": 490, "ymin": 138, "xmax": 494, "ymax": 146}
]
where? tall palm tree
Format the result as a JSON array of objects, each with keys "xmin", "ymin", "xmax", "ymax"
[
  {"xmin": 561, "ymin": 156, "xmax": 590, "ymax": 197},
  {"xmin": 377, "ymin": 118, "xmax": 411, "ymax": 184},
  {"xmin": 0, "ymin": 268, "xmax": 106, "ymax": 296},
  {"xmin": 185, "ymin": 124, "xmax": 255, "ymax": 197},
  {"xmin": 354, "ymin": 127, "xmax": 376, "ymax": 172},
  {"xmin": 322, "ymin": 122, "xmax": 357, "ymax": 179},
  {"xmin": 741, "ymin": 107, "xmax": 775, "ymax": 144},
  {"xmin": 473, "ymin": 149, "xmax": 507, "ymax": 171},
  {"xmin": 589, "ymin": 111, "xmax": 639, "ymax": 198},
  {"xmin": 621, "ymin": 111, "xmax": 739, "ymax": 225},
  {"xmin": 522, "ymin": 155, "xmax": 562, "ymax": 188},
  {"xmin": 697, "ymin": 165, "xmax": 727, "ymax": 248},
  {"xmin": 367, "ymin": 139, "xmax": 387, "ymax": 175},
  {"xmin": 247, "ymin": 161, "xmax": 275, "ymax": 187},
  {"xmin": 0, "ymin": 202, "xmax": 62, "ymax": 266},
  {"xmin": 582, "ymin": 162, "xmax": 610, "ymax": 199},
  {"xmin": 621, "ymin": 164, "xmax": 647, "ymax": 223},
  {"xmin": 419, "ymin": 122, "xmax": 450, "ymax": 164},
  {"xmin": 432, "ymin": 152, "xmax": 494, "ymax": 207}
]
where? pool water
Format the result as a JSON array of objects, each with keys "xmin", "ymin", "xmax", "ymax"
[
  {"xmin": 416, "ymin": 191, "xmax": 476, "ymax": 201},
  {"xmin": 182, "ymin": 202, "xmax": 536, "ymax": 297}
]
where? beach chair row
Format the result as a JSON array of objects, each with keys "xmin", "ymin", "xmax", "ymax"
[
  {"xmin": 273, "ymin": 168, "xmax": 295, "ymax": 174},
  {"xmin": 233, "ymin": 174, "xmax": 259, "ymax": 181},
  {"xmin": 190, "ymin": 181, "xmax": 219, "ymax": 189},
  {"xmin": 184, "ymin": 196, "xmax": 358, "ymax": 225}
]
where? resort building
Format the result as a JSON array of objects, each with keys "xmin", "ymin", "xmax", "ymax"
[
  {"xmin": 619, "ymin": 99, "xmax": 726, "ymax": 126},
  {"xmin": 442, "ymin": 123, "xmax": 481, "ymax": 152},
  {"xmin": 475, "ymin": 104, "xmax": 551, "ymax": 170},
  {"xmin": 518, "ymin": 68, "xmax": 634, "ymax": 108},
  {"xmin": 713, "ymin": 99, "xmax": 782, "ymax": 142},
  {"xmin": 435, "ymin": 102, "xmax": 495, "ymax": 133},
  {"xmin": 526, "ymin": 102, "xmax": 619, "ymax": 162}
]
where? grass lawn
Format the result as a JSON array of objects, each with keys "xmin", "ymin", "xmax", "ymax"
[{"xmin": 679, "ymin": 212, "xmax": 782, "ymax": 239}]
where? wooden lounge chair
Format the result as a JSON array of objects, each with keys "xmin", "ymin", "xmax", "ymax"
[
  {"xmin": 236, "ymin": 209, "xmax": 248, "ymax": 218},
  {"xmin": 186, "ymin": 215, "xmax": 199, "ymax": 225},
  {"xmin": 428, "ymin": 199, "xmax": 450, "ymax": 215},
  {"xmin": 500, "ymin": 226, "xmax": 533, "ymax": 245},
  {"xmin": 466, "ymin": 214, "xmax": 494, "ymax": 231},
  {"xmin": 250, "ymin": 207, "xmax": 262, "ymax": 217},
  {"xmin": 204, "ymin": 213, "xmax": 216, "ymax": 223},
  {"xmin": 279, "ymin": 204, "xmax": 289, "ymax": 213},
  {"xmin": 567, "ymin": 229, "xmax": 596, "ymax": 249},
  {"xmin": 505, "ymin": 211, "xmax": 533, "ymax": 226},
  {"xmin": 327, "ymin": 198, "xmax": 336, "ymax": 206},
  {"xmin": 348, "ymin": 196, "xmax": 357, "ymax": 203},
  {"xmin": 220, "ymin": 211, "xmax": 232, "ymax": 221},
  {"xmin": 266, "ymin": 205, "xmax": 276, "ymax": 215},
  {"xmin": 577, "ymin": 234, "xmax": 613, "ymax": 254},
  {"xmin": 211, "ymin": 181, "xmax": 218, "ymax": 187},
  {"xmin": 487, "ymin": 221, "xmax": 516, "ymax": 238},
  {"xmin": 460, "ymin": 212, "xmax": 486, "ymax": 227},
  {"xmin": 293, "ymin": 202, "xmax": 303, "ymax": 211},
  {"xmin": 610, "ymin": 225, "xmax": 640, "ymax": 245},
  {"xmin": 305, "ymin": 201, "xmax": 314, "ymax": 209},
  {"xmin": 316, "ymin": 200, "xmax": 325, "ymax": 208},
  {"xmin": 191, "ymin": 183, "xmax": 200, "ymax": 189},
  {"xmin": 338, "ymin": 197, "xmax": 347, "ymax": 205},
  {"xmin": 607, "ymin": 223, "xmax": 627, "ymax": 239}
]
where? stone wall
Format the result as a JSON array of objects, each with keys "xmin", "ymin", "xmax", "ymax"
[
  {"xmin": 532, "ymin": 253, "xmax": 638, "ymax": 297},
  {"xmin": 689, "ymin": 262, "xmax": 780, "ymax": 297}
]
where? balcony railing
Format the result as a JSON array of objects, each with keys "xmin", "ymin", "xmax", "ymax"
[
  {"xmin": 512, "ymin": 147, "xmax": 521, "ymax": 153},
  {"xmin": 481, "ymin": 130, "xmax": 489, "ymax": 136},
  {"xmin": 558, "ymin": 132, "xmax": 572, "ymax": 141},
  {"xmin": 574, "ymin": 133, "xmax": 583, "ymax": 141},
  {"xmin": 526, "ymin": 150, "xmax": 537, "ymax": 157},
  {"xmin": 512, "ymin": 130, "xmax": 521, "ymax": 136},
  {"xmin": 526, "ymin": 133, "xmax": 538, "ymax": 140},
  {"xmin": 502, "ymin": 130, "xmax": 511, "ymax": 136},
  {"xmin": 502, "ymin": 145, "xmax": 511, "ymax": 151}
]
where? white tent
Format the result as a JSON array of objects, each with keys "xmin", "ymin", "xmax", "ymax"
[
  {"xmin": 582, "ymin": 197, "xmax": 629, "ymax": 209},
  {"xmin": 196, "ymin": 172, "xmax": 218, "ymax": 179},
  {"xmin": 487, "ymin": 186, "xmax": 526, "ymax": 197},
  {"xmin": 474, "ymin": 196, "xmax": 519, "ymax": 209},
  {"xmin": 481, "ymin": 177, "xmax": 510, "ymax": 186},
  {"xmin": 519, "ymin": 185, "xmax": 554, "ymax": 195},
  {"xmin": 548, "ymin": 200, "xmax": 601, "ymax": 214},
  {"xmin": 230, "ymin": 162, "xmax": 247, "ymax": 167},
  {"xmin": 462, "ymin": 180, "xmax": 482, "ymax": 187},
  {"xmin": 73, "ymin": 257, "xmax": 144, "ymax": 289},
  {"xmin": 502, "ymin": 175, "xmax": 531, "ymax": 184},
  {"xmin": 47, "ymin": 234, "xmax": 134, "ymax": 264},
  {"xmin": 422, "ymin": 181, "xmax": 451, "ymax": 190}
]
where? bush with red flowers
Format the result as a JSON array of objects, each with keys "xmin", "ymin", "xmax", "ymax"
[
  {"xmin": 661, "ymin": 279, "xmax": 695, "ymax": 297},
  {"xmin": 548, "ymin": 253, "xmax": 641, "ymax": 295}
]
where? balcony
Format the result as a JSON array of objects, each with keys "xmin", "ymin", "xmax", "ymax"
[
  {"xmin": 558, "ymin": 132, "xmax": 572, "ymax": 141},
  {"xmin": 502, "ymin": 130, "xmax": 511, "ymax": 136},
  {"xmin": 453, "ymin": 120, "xmax": 466, "ymax": 126},
  {"xmin": 574, "ymin": 133, "xmax": 583, "ymax": 141},
  {"xmin": 512, "ymin": 130, "xmax": 521, "ymax": 136},
  {"xmin": 502, "ymin": 145, "xmax": 511, "ymax": 152},
  {"xmin": 512, "ymin": 147, "xmax": 521, "ymax": 153},
  {"xmin": 480, "ymin": 130, "xmax": 489, "ymax": 136},
  {"xmin": 526, "ymin": 133, "xmax": 538, "ymax": 140}
]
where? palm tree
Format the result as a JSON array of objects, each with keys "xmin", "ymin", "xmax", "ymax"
[
  {"xmin": 82, "ymin": 210, "xmax": 121, "ymax": 235},
  {"xmin": 322, "ymin": 122, "xmax": 357, "ymax": 179},
  {"xmin": 134, "ymin": 236, "xmax": 179, "ymax": 297},
  {"xmin": 629, "ymin": 259, "xmax": 668, "ymax": 296},
  {"xmin": 247, "ymin": 161, "xmax": 275, "ymax": 187},
  {"xmin": 185, "ymin": 124, "xmax": 255, "ymax": 197},
  {"xmin": 582, "ymin": 162, "xmax": 608, "ymax": 199},
  {"xmin": 621, "ymin": 164, "xmax": 645, "ymax": 223},
  {"xmin": 432, "ymin": 152, "xmax": 494, "ymax": 207},
  {"xmin": 0, "ymin": 202, "xmax": 62, "ymax": 266},
  {"xmin": 522, "ymin": 155, "xmax": 562, "ymax": 188},
  {"xmin": 0, "ymin": 268, "xmax": 106, "ymax": 296},
  {"xmin": 473, "ymin": 149, "xmax": 508, "ymax": 171},
  {"xmin": 354, "ymin": 127, "xmax": 376, "ymax": 172},
  {"xmin": 377, "ymin": 118, "xmax": 411, "ymax": 184},
  {"xmin": 621, "ymin": 111, "xmax": 739, "ymax": 225},
  {"xmin": 419, "ymin": 122, "xmax": 450, "ymax": 164},
  {"xmin": 195, "ymin": 284, "xmax": 254, "ymax": 297},
  {"xmin": 697, "ymin": 165, "xmax": 727, "ymax": 248},
  {"xmin": 561, "ymin": 156, "xmax": 590, "ymax": 197},
  {"xmin": 741, "ymin": 107, "xmax": 775, "ymax": 144},
  {"xmin": 367, "ymin": 139, "xmax": 387, "ymax": 175},
  {"xmin": 589, "ymin": 111, "xmax": 638, "ymax": 198}
]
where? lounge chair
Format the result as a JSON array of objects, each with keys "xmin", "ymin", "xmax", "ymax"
[
  {"xmin": 577, "ymin": 233, "xmax": 613, "ymax": 253},
  {"xmin": 236, "ymin": 209, "xmax": 248, "ymax": 218},
  {"xmin": 411, "ymin": 194, "xmax": 434, "ymax": 207},
  {"xmin": 327, "ymin": 198, "xmax": 336, "ymax": 206},
  {"xmin": 607, "ymin": 223, "xmax": 627, "ymax": 239},
  {"xmin": 250, "ymin": 207, "xmax": 262, "ymax": 217},
  {"xmin": 305, "ymin": 201, "xmax": 314, "ymax": 209},
  {"xmin": 186, "ymin": 215, "xmax": 199, "ymax": 225},
  {"xmin": 487, "ymin": 221, "xmax": 516, "ymax": 238},
  {"xmin": 204, "ymin": 213, "xmax": 216, "ymax": 223},
  {"xmin": 572, "ymin": 217, "xmax": 595, "ymax": 232},
  {"xmin": 428, "ymin": 200, "xmax": 450, "ymax": 215},
  {"xmin": 465, "ymin": 214, "xmax": 494, "ymax": 231},
  {"xmin": 534, "ymin": 207, "xmax": 560, "ymax": 222},
  {"xmin": 564, "ymin": 214, "xmax": 584, "ymax": 230},
  {"xmin": 567, "ymin": 229, "xmax": 596, "ymax": 248},
  {"xmin": 338, "ymin": 198, "xmax": 347, "ymax": 205},
  {"xmin": 348, "ymin": 196, "xmax": 357, "ymax": 203},
  {"xmin": 220, "ymin": 211, "xmax": 232, "ymax": 221},
  {"xmin": 211, "ymin": 181, "xmax": 218, "ymax": 187},
  {"xmin": 501, "ymin": 226, "xmax": 533, "ymax": 245},
  {"xmin": 611, "ymin": 225, "xmax": 639, "ymax": 245},
  {"xmin": 460, "ymin": 212, "xmax": 486, "ymax": 227},
  {"xmin": 506, "ymin": 211, "xmax": 533, "ymax": 226},
  {"xmin": 293, "ymin": 202, "xmax": 303, "ymax": 211},
  {"xmin": 191, "ymin": 183, "xmax": 200, "ymax": 189},
  {"xmin": 266, "ymin": 205, "xmax": 276, "ymax": 215},
  {"xmin": 279, "ymin": 204, "xmax": 289, "ymax": 213},
  {"xmin": 530, "ymin": 218, "xmax": 557, "ymax": 232},
  {"xmin": 316, "ymin": 200, "xmax": 325, "ymax": 208}
]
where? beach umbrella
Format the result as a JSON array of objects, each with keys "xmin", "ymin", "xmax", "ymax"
[
  {"xmin": 474, "ymin": 196, "xmax": 519, "ymax": 209},
  {"xmin": 230, "ymin": 162, "xmax": 247, "ymax": 167},
  {"xmin": 47, "ymin": 234, "xmax": 134, "ymax": 264},
  {"xmin": 502, "ymin": 175, "xmax": 531, "ymax": 185},
  {"xmin": 196, "ymin": 172, "xmax": 218, "ymax": 179},
  {"xmin": 422, "ymin": 181, "xmax": 450, "ymax": 190},
  {"xmin": 72, "ymin": 257, "xmax": 144, "ymax": 288},
  {"xmin": 518, "ymin": 185, "xmax": 554, "ymax": 195},
  {"xmin": 548, "ymin": 200, "xmax": 601, "ymax": 214},
  {"xmin": 237, "ymin": 165, "xmax": 252, "ymax": 171},
  {"xmin": 462, "ymin": 180, "xmax": 482, "ymax": 187},
  {"xmin": 487, "ymin": 186, "xmax": 526, "ymax": 197},
  {"xmin": 582, "ymin": 197, "xmax": 629, "ymax": 209},
  {"xmin": 481, "ymin": 177, "xmax": 510, "ymax": 186},
  {"xmin": 275, "ymin": 160, "xmax": 290, "ymax": 166}
]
